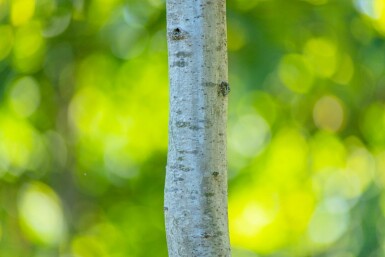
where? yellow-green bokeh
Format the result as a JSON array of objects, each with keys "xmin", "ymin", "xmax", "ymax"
[
  {"xmin": 0, "ymin": 0, "xmax": 384, "ymax": 256},
  {"xmin": 278, "ymin": 54, "xmax": 314, "ymax": 94},
  {"xmin": 18, "ymin": 181, "xmax": 66, "ymax": 246}
]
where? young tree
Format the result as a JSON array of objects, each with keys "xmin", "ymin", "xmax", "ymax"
[{"xmin": 164, "ymin": 0, "xmax": 231, "ymax": 256}]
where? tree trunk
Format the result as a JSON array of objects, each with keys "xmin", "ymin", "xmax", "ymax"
[{"xmin": 164, "ymin": 0, "xmax": 231, "ymax": 256}]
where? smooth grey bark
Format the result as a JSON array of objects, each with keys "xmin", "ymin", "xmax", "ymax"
[{"xmin": 164, "ymin": 0, "xmax": 231, "ymax": 256}]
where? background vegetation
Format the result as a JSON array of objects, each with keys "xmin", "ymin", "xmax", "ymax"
[{"xmin": 1, "ymin": 0, "xmax": 385, "ymax": 256}]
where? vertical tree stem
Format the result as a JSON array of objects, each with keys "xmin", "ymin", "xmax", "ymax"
[{"xmin": 165, "ymin": 0, "xmax": 231, "ymax": 256}]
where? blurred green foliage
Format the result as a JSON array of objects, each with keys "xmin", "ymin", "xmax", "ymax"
[{"xmin": 1, "ymin": 0, "xmax": 385, "ymax": 256}]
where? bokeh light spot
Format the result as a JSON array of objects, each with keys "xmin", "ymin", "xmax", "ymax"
[
  {"xmin": 313, "ymin": 95, "xmax": 345, "ymax": 132},
  {"xmin": 0, "ymin": 114, "xmax": 42, "ymax": 174},
  {"xmin": 304, "ymin": 37, "xmax": 337, "ymax": 78},
  {"xmin": 345, "ymin": 148, "xmax": 374, "ymax": 197},
  {"xmin": 104, "ymin": 138, "xmax": 139, "ymax": 180},
  {"xmin": 230, "ymin": 114, "xmax": 270, "ymax": 158},
  {"xmin": 374, "ymin": 0, "xmax": 385, "ymax": 18},
  {"xmin": 14, "ymin": 23, "xmax": 43, "ymax": 58},
  {"xmin": 310, "ymin": 132, "xmax": 346, "ymax": 172},
  {"xmin": 77, "ymin": 53, "xmax": 118, "ymax": 90},
  {"xmin": 18, "ymin": 181, "xmax": 66, "ymax": 245},
  {"xmin": 68, "ymin": 86, "xmax": 112, "ymax": 139},
  {"xmin": 11, "ymin": 0, "xmax": 35, "ymax": 26},
  {"xmin": 234, "ymin": 203, "xmax": 273, "ymax": 236},
  {"xmin": 229, "ymin": 187, "xmax": 284, "ymax": 254},
  {"xmin": 278, "ymin": 54, "xmax": 314, "ymax": 93},
  {"xmin": 355, "ymin": 0, "xmax": 385, "ymax": 34},
  {"xmin": 308, "ymin": 200, "xmax": 349, "ymax": 246},
  {"xmin": 109, "ymin": 23, "xmax": 148, "ymax": 59},
  {"xmin": 355, "ymin": 0, "xmax": 378, "ymax": 18},
  {"xmin": 43, "ymin": 13, "xmax": 72, "ymax": 38},
  {"xmin": 265, "ymin": 128, "xmax": 309, "ymax": 183},
  {"xmin": 9, "ymin": 76, "xmax": 41, "ymax": 117},
  {"xmin": 13, "ymin": 22, "xmax": 45, "ymax": 73}
]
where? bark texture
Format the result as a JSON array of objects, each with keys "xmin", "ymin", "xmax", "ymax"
[{"xmin": 164, "ymin": 0, "xmax": 230, "ymax": 256}]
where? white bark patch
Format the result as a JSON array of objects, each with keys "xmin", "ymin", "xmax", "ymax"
[{"xmin": 165, "ymin": 0, "xmax": 231, "ymax": 256}]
